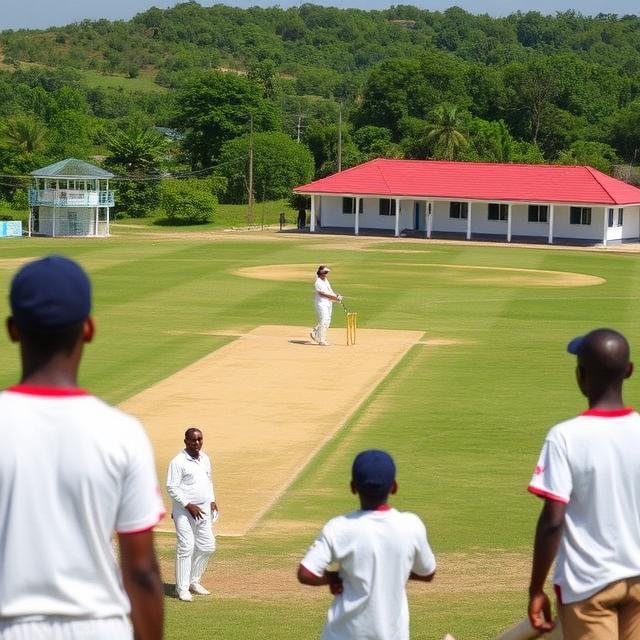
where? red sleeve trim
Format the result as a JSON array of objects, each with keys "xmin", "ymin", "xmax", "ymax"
[
  {"xmin": 299, "ymin": 561, "xmax": 324, "ymax": 578},
  {"xmin": 581, "ymin": 407, "xmax": 634, "ymax": 417},
  {"xmin": 117, "ymin": 510, "xmax": 166, "ymax": 535},
  {"xmin": 528, "ymin": 485, "xmax": 569, "ymax": 504},
  {"xmin": 7, "ymin": 384, "xmax": 90, "ymax": 397}
]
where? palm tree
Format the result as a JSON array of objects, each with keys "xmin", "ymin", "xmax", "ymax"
[
  {"xmin": 105, "ymin": 127, "xmax": 167, "ymax": 173},
  {"xmin": 424, "ymin": 104, "xmax": 467, "ymax": 160},
  {"xmin": 1, "ymin": 115, "xmax": 48, "ymax": 154}
]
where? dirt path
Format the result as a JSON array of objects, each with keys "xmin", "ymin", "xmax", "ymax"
[{"xmin": 120, "ymin": 325, "xmax": 423, "ymax": 536}]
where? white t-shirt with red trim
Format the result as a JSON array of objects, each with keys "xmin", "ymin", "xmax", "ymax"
[
  {"xmin": 528, "ymin": 408, "xmax": 640, "ymax": 603},
  {"xmin": 301, "ymin": 506, "xmax": 436, "ymax": 640},
  {"xmin": 0, "ymin": 385, "xmax": 165, "ymax": 620}
]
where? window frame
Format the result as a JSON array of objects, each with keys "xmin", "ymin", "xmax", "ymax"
[
  {"xmin": 608, "ymin": 208, "xmax": 614, "ymax": 228},
  {"xmin": 528, "ymin": 205, "xmax": 548, "ymax": 223},
  {"xmin": 488, "ymin": 203, "xmax": 508, "ymax": 221},
  {"xmin": 618, "ymin": 208, "xmax": 624, "ymax": 226},
  {"xmin": 449, "ymin": 201, "xmax": 468, "ymax": 219},
  {"xmin": 378, "ymin": 199, "xmax": 397, "ymax": 216},
  {"xmin": 342, "ymin": 197, "xmax": 363, "ymax": 215},
  {"xmin": 569, "ymin": 206, "xmax": 592, "ymax": 225}
]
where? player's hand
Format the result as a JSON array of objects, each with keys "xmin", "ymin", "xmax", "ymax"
[
  {"xmin": 336, "ymin": 294, "xmax": 343, "ymax": 302},
  {"xmin": 186, "ymin": 503, "xmax": 205, "ymax": 520},
  {"xmin": 325, "ymin": 571, "xmax": 343, "ymax": 595},
  {"xmin": 528, "ymin": 590, "xmax": 554, "ymax": 632}
]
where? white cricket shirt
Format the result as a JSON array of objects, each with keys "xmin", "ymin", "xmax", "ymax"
[
  {"xmin": 166, "ymin": 450, "xmax": 215, "ymax": 508},
  {"xmin": 301, "ymin": 507, "xmax": 436, "ymax": 640},
  {"xmin": 529, "ymin": 408, "xmax": 640, "ymax": 603},
  {"xmin": 0, "ymin": 385, "xmax": 165, "ymax": 620},
  {"xmin": 314, "ymin": 276, "xmax": 335, "ymax": 308}
]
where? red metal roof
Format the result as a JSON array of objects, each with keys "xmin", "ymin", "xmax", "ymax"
[{"xmin": 294, "ymin": 159, "xmax": 640, "ymax": 206}]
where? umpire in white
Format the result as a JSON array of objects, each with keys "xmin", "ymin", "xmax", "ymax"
[{"xmin": 166, "ymin": 427, "xmax": 218, "ymax": 601}]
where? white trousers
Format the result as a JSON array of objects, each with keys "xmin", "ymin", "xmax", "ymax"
[
  {"xmin": 0, "ymin": 616, "xmax": 132, "ymax": 640},
  {"xmin": 173, "ymin": 504, "xmax": 216, "ymax": 592},
  {"xmin": 313, "ymin": 303, "xmax": 332, "ymax": 343}
]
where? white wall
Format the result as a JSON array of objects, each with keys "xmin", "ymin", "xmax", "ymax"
[
  {"xmin": 313, "ymin": 195, "xmax": 633, "ymax": 243},
  {"xmin": 317, "ymin": 196, "xmax": 413, "ymax": 231}
]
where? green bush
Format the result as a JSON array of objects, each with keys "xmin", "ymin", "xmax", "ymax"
[{"xmin": 159, "ymin": 178, "xmax": 217, "ymax": 224}]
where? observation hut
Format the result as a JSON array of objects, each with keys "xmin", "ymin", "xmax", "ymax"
[{"xmin": 28, "ymin": 158, "xmax": 114, "ymax": 237}]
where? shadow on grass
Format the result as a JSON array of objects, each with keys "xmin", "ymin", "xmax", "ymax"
[{"xmin": 153, "ymin": 218, "xmax": 212, "ymax": 227}]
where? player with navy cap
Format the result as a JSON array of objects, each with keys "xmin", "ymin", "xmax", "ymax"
[
  {"xmin": 528, "ymin": 328, "xmax": 640, "ymax": 639},
  {"xmin": 0, "ymin": 255, "xmax": 165, "ymax": 640},
  {"xmin": 297, "ymin": 449, "xmax": 436, "ymax": 640}
]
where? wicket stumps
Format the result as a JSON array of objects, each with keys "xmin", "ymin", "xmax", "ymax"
[{"xmin": 346, "ymin": 312, "xmax": 357, "ymax": 346}]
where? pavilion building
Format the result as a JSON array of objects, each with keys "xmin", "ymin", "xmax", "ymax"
[
  {"xmin": 294, "ymin": 159, "xmax": 640, "ymax": 246},
  {"xmin": 28, "ymin": 158, "xmax": 114, "ymax": 237}
]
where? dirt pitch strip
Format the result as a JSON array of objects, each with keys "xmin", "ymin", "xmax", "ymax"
[{"xmin": 119, "ymin": 325, "xmax": 423, "ymax": 536}]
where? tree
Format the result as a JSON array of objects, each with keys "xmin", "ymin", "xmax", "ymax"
[
  {"xmin": 1, "ymin": 115, "xmax": 47, "ymax": 154},
  {"xmin": 105, "ymin": 127, "xmax": 168, "ymax": 172},
  {"xmin": 424, "ymin": 104, "xmax": 467, "ymax": 160},
  {"xmin": 173, "ymin": 71, "xmax": 281, "ymax": 169},
  {"xmin": 159, "ymin": 178, "xmax": 217, "ymax": 224},
  {"xmin": 217, "ymin": 132, "xmax": 314, "ymax": 203},
  {"xmin": 556, "ymin": 141, "xmax": 621, "ymax": 173},
  {"xmin": 105, "ymin": 127, "xmax": 167, "ymax": 218}
]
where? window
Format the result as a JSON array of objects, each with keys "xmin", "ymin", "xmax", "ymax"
[
  {"xmin": 379, "ymin": 199, "xmax": 396, "ymax": 216},
  {"xmin": 570, "ymin": 207, "xmax": 592, "ymax": 225},
  {"xmin": 488, "ymin": 203, "xmax": 508, "ymax": 221},
  {"xmin": 608, "ymin": 208, "xmax": 614, "ymax": 228},
  {"xmin": 449, "ymin": 202, "xmax": 468, "ymax": 219},
  {"xmin": 618, "ymin": 208, "xmax": 624, "ymax": 226},
  {"xmin": 528, "ymin": 205, "xmax": 548, "ymax": 223},
  {"xmin": 342, "ymin": 197, "xmax": 363, "ymax": 214}
]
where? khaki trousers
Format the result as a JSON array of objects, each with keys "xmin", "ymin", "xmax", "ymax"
[{"xmin": 559, "ymin": 576, "xmax": 640, "ymax": 640}]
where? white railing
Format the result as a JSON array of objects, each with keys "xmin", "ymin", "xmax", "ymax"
[{"xmin": 29, "ymin": 189, "xmax": 114, "ymax": 207}]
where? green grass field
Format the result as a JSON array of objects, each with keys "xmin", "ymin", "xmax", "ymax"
[{"xmin": 1, "ymin": 229, "xmax": 639, "ymax": 639}]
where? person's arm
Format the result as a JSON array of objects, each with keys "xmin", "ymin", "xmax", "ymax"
[
  {"xmin": 528, "ymin": 498, "xmax": 567, "ymax": 631},
  {"xmin": 410, "ymin": 570, "xmax": 435, "ymax": 582},
  {"xmin": 119, "ymin": 530, "xmax": 163, "ymax": 640},
  {"xmin": 297, "ymin": 564, "xmax": 343, "ymax": 594}
]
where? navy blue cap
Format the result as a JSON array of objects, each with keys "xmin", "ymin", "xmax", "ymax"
[
  {"xmin": 352, "ymin": 450, "xmax": 396, "ymax": 493},
  {"xmin": 567, "ymin": 335, "xmax": 586, "ymax": 355},
  {"xmin": 10, "ymin": 255, "xmax": 91, "ymax": 330}
]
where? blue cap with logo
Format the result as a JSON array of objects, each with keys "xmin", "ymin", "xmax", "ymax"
[
  {"xmin": 352, "ymin": 449, "xmax": 396, "ymax": 493},
  {"xmin": 10, "ymin": 255, "xmax": 91, "ymax": 330}
]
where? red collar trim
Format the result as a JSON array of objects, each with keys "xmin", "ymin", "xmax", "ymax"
[
  {"xmin": 581, "ymin": 408, "xmax": 634, "ymax": 417},
  {"xmin": 7, "ymin": 385, "xmax": 90, "ymax": 397},
  {"xmin": 374, "ymin": 504, "xmax": 392, "ymax": 512}
]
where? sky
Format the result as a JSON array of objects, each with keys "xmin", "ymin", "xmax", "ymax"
[{"xmin": 1, "ymin": 0, "xmax": 638, "ymax": 31}]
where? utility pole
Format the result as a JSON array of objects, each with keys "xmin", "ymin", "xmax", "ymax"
[
  {"xmin": 248, "ymin": 114, "xmax": 254, "ymax": 225},
  {"xmin": 338, "ymin": 101, "xmax": 342, "ymax": 172},
  {"xmin": 296, "ymin": 114, "xmax": 303, "ymax": 143}
]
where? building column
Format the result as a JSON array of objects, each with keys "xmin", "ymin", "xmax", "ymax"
[
  {"xmin": 427, "ymin": 201, "xmax": 433, "ymax": 238},
  {"xmin": 602, "ymin": 207, "xmax": 608, "ymax": 247},
  {"xmin": 507, "ymin": 203, "xmax": 512, "ymax": 243},
  {"xmin": 548, "ymin": 204, "xmax": 554, "ymax": 244},
  {"xmin": 310, "ymin": 195, "xmax": 316, "ymax": 232},
  {"xmin": 107, "ymin": 208, "xmax": 110, "ymax": 237},
  {"xmin": 394, "ymin": 198, "xmax": 400, "ymax": 237},
  {"xmin": 355, "ymin": 197, "xmax": 360, "ymax": 236},
  {"xmin": 466, "ymin": 202, "xmax": 472, "ymax": 240}
]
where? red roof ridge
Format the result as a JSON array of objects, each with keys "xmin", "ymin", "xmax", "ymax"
[
  {"xmin": 584, "ymin": 165, "xmax": 618, "ymax": 205},
  {"xmin": 371, "ymin": 158, "xmax": 393, "ymax": 194}
]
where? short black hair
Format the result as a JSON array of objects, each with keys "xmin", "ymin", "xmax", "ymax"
[
  {"xmin": 19, "ymin": 321, "xmax": 85, "ymax": 361},
  {"xmin": 185, "ymin": 427, "xmax": 202, "ymax": 439}
]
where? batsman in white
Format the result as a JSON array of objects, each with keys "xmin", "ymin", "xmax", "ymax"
[
  {"xmin": 166, "ymin": 427, "xmax": 218, "ymax": 602},
  {"xmin": 310, "ymin": 264, "xmax": 342, "ymax": 346}
]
